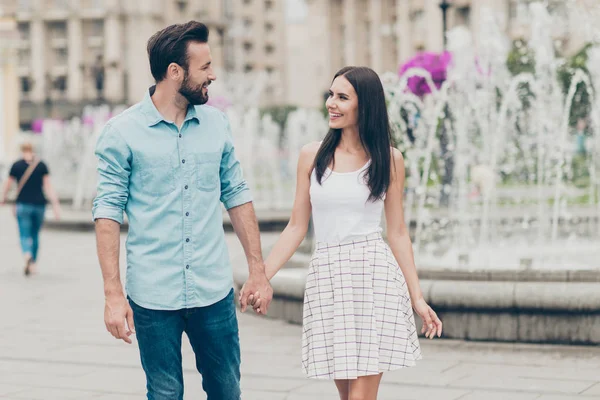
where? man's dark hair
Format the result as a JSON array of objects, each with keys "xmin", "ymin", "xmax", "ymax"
[{"xmin": 147, "ymin": 21, "xmax": 209, "ymax": 82}]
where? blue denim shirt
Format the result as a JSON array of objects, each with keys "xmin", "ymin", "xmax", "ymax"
[{"xmin": 92, "ymin": 88, "xmax": 252, "ymax": 310}]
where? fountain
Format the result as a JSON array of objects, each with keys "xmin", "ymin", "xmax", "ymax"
[
  {"xmin": 250, "ymin": 1, "xmax": 600, "ymax": 345},
  {"xmin": 29, "ymin": 3, "xmax": 600, "ymax": 273},
  {"xmin": 28, "ymin": 70, "xmax": 327, "ymax": 213},
  {"xmin": 32, "ymin": 104, "xmax": 125, "ymax": 209},
  {"xmin": 382, "ymin": 1, "xmax": 600, "ymax": 274}
]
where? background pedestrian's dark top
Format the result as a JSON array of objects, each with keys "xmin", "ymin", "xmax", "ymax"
[{"xmin": 9, "ymin": 160, "xmax": 49, "ymax": 205}]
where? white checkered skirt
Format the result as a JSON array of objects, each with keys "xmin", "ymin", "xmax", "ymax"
[{"xmin": 301, "ymin": 232, "xmax": 422, "ymax": 380}]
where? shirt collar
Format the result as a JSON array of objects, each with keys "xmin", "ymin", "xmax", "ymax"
[{"xmin": 141, "ymin": 85, "xmax": 200, "ymax": 127}]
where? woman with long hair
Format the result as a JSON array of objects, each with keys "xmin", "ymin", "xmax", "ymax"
[{"xmin": 241, "ymin": 66, "xmax": 442, "ymax": 399}]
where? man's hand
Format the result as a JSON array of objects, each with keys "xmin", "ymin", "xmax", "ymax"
[
  {"xmin": 104, "ymin": 294, "xmax": 135, "ymax": 344},
  {"xmin": 239, "ymin": 271, "xmax": 273, "ymax": 314}
]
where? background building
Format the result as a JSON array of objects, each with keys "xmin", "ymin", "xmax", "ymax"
[
  {"xmin": 0, "ymin": 14, "xmax": 19, "ymax": 168},
  {"xmin": 287, "ymin": 0, "xmax": 591, "ymax": 108},
  {"xmin": 226, "ymin": 0, "xmax": 288, "ymax": 105},
  {"xmin": 3, "ymin": 0, "xmax": 287, "ymax": 126},
  {"xmin": 1, "ymin": 0, "xmax": 595, "ymax": 122}
]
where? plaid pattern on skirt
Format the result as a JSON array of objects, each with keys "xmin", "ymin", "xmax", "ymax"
[{"xmin": 301, "ymin": 232, "xmax": 422, "ymax": 380}]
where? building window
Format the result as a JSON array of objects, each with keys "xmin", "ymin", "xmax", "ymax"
[
  {"xmin": 56, "ymin": 48, "xmax": 68, "ymax": 64},
  {"xmin": 265, "ymin": 22, "xmax": 274, "ymax": 32},
  {"xmin": 17, "ymin": 49, "xmax": 30, "ymax": 66},
  {"xmin": 17, "ymin": 23, "xmax": 30, "ymax": 40},
  {"xmin": 91, "ymin": 19, "xmax": 104, "ymax": 36},
  {"xmin": 20, "ymin": 77, "xmax": 32, "ymax": 94},
  {"xmin": 53, "ymin": 76, "xmax": 67, "ymax": 92},
  {"xmin": 265, "ymin": 0, "xmax": 274, "ymax": 10},
  {"xmin": 176, "ymin": 0, "xmax": 188, "ymax": 12},
  {"xmin": 243, "ymin": 0, "xmax": 252, "ymax": 4},
  {"xmin": 456, "ymin": 6, "xmax": 470, "ymax": 27},
  {"xmin": 265, "ymin": 44, "xmax": 275, "ymax": 54},
  {"xmin": 243, "ymin": 18, "xmax": 252, "ymax": 29},
  {"xmin": 266, "ymin": 66, "xmax": 274, "ymax": 75},
  {"xmin": 243, "ymin": 41, "xmax": 253, "ymax": 52},
  {"xmin": 244, "ymin": 64, "xmax": 253, "ymax": 73},
  {"xmin": 48, "ymin": 21, "xmax": 68, "ymax": 41}
]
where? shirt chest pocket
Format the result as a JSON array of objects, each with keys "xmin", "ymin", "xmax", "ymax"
[
  {"xmin": 139, "ymin": 156, "xmax": 176, "ymax": 196},
  {"xmin": 196, "ymin": 153, "xmax": 221, "ymax": 192}
]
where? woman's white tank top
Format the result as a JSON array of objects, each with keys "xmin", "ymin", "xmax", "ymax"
[{"xmin": 310, "ymin": 160, "xmax": 385, "ymax": 243}]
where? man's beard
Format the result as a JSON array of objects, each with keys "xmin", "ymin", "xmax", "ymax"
[{"xmin": 179, "ymin": 72, "xmax": 209, "ymax": 105}]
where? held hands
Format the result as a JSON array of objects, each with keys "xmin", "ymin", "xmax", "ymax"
[
  {"xmin": 104, "ymin": 294, "xmax": 136, "ymax": 344},
  {"xmin": 412, "ymin": 297, "xmax": 443, "ymax": 339},
  {"xmin": 239, "ymin": 270, "xmax": 273, "ymax": 315}
]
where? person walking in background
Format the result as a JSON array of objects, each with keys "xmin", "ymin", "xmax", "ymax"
[
  {"xmin": 573, "ymin": 118, "xmax": 591, "ymax": 183},
  {"xmin": 574, "ymin": 118, "xmax": 588, "ymax": 156},
  {"xmin": 1, "ymin": 142, "xmax": 61, "ymax": 276},
  {"xmin": 241, "ymin": 66, "xmax": 442, "ymax": 400}
]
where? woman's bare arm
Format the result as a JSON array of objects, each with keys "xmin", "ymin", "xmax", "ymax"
[{"xmin": 264, "ymin": 142, "xmax": 320, "ymax": 280}]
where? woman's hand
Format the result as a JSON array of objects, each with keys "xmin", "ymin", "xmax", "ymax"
[
  {"xmin": 239, "ymin": 284, "xmax": 263, "ymax": 314},
  {"xmin": 412, "ymin": 298, "xmax": 442, "ymax": 339},
  {"xmin": 249, "ymin": 292, "xmax": 263, "ymax": 314}
]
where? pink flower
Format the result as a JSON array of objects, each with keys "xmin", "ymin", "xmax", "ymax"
[{"xmin": 399, "ymin": 51, "xmax": 453, "ymax": 96}]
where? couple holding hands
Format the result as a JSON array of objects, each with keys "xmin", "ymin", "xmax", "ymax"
[{"xmin": 93, "ymin": 21, "xmax": 441, "ymax": 400}]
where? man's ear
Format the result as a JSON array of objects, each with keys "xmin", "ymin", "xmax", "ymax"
[{"xmin": 167, "ymin": 63, "xmax": 183, "ymax": 81}]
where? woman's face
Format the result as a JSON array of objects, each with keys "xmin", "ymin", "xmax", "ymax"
[{"xmin": 325, "ymin": 75, "xmax": 358, "ymax": 130}]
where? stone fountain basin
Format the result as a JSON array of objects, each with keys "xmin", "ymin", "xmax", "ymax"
[{"xmin": 233, "ymin": 251, "xmax": 600, "ymax": 345}]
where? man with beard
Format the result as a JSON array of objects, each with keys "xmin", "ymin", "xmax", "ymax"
[{"xmin": 92, "ymin": 21, "xmax": 272, "ymax": 400}]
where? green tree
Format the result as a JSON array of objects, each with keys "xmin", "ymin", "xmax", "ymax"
[{"xmin": 556, "ymin": 43, "xmax": 593, "ymax": 127}]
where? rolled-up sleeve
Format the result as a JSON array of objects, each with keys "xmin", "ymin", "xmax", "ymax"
[
  {"xmin": 92, "ymin": 123, "xmax": 131, "ymax": 224},
  {"xmin": 219, "ymin": 113, "xmax": 253, "ymax": 210}
]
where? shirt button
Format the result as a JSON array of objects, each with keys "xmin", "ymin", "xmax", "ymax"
[
  {"xmin": 186, "ymin": 238, "xmax": 190, "ymax": 242},
  {"xmin": 184, "ymin": 185, "xmax": 188, "ymax": 190},
  {"xmin": 182, "ymin": 159, "xmax": 185, "ymax": 164},
  {"xmin": 186, "ymin": 265, "xmax": 190, "ymax": 269},
  {"xmin": 179, "ymin": 134, "xmax": 182, "ymax": 138},
  {"xmin": 185, "ymin": 212, "xmax": 189, "ymax": 216}
]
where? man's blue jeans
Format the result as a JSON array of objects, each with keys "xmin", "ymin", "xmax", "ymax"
[
  {"xmin": 129, "ymin": 288, "xmax": 241, "ymax": 400},
  {"xmin": 15, "ymin": 203, "xmax": 46, "ymax": 261}
]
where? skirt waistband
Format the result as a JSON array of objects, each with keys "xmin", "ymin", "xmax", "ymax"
[{"xmin": 315, "ymin": 232, "xmax": 384, "ymax": 253}]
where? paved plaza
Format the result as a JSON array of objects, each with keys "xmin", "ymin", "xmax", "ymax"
[{"xmin": 1, "ymin": 207, "xmax": 600, "ymax": 399}]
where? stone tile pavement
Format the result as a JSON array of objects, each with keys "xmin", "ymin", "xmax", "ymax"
[{"xmin": 1, "ymin": 208, "xmax": 600, "ymax": 399}]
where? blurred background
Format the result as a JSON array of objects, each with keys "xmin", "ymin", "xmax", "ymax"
[
  {"xmin": 2, "ymin": 1, "xmax": 600, "ymax": 398},
  {"xmin": 2, "ymin": 0, "xmax": 600, "ymax": 268}
]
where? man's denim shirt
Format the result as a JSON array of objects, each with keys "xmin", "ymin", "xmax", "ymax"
[{"xmin": 92, "ymin": 88, "xmax": 252, "ymax": 310}]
